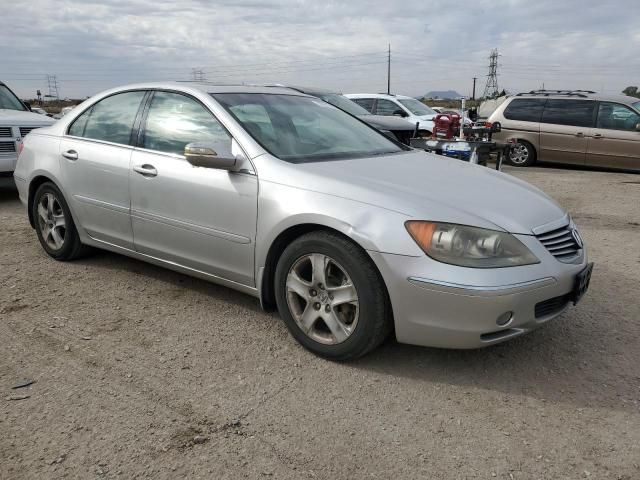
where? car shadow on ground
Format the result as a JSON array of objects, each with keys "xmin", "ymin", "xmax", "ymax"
[{"xmin": 0, "ymin": 176, "xmax": 18, "ymax": 201}]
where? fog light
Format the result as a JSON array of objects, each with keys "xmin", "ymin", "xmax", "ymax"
[{"xmin": 496, "ymin": 311, "xmax": 513, "ymax": 327}]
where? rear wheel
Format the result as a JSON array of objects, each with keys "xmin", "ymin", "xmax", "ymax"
[
  {"xmin": 274, "ymin": 231, "xmax": 391, "ymax": 360},
  {"xmin": 508, "ymin": 140, "xmax": 536, "ymax": 167},
  {"xmin": 32, "ymin": 182, "xmax": 88, "ymax": 260}
]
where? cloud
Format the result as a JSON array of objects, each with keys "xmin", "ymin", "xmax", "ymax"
[{"xmin": 2, "ymin": 0, "xmax": 639, "ymax": 98}]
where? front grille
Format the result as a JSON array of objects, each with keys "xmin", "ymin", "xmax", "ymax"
[
  {"xmin": 19, "ymin": 127, "xmax": 37, "ymax": 137},
  {"xmin": 535, "ymin": 294, "xmax": 571, "ymax": 318},
  {"xmin": 0, "ymin": 141, "xmax": 16, "ymax": 153},
  {"xmin": 0, "ymin": 127, "xmax": 12, "ymax": 138},
  {"xmin": 535, "ymin": 224, "xmax": 581, "ymax": 262}
]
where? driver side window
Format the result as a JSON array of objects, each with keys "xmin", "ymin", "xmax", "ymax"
[
  {"xmin": 142, "ymin": 91, "xmax": 231, "ymax": 155},
  {"xmin": 596, "ymin": 102, "xmax": 640, "ymax": 131},
  {"xmin": 375, "ymin": 99, "xmax": 401, "ymax": 116}
]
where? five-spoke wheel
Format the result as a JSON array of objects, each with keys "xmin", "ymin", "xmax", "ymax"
[{"xmin": 275, "ymin": 231, "xmax": 391, "ymax": 360}]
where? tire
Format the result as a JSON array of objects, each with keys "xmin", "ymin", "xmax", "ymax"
[
  {"xmin": 508, "ymin": 140, "xmax": 536, "ymax": 167},
  {"xmin": 274, "ymin": 231, "xmax": 392, "ymax": 361},
  {"xmin": 32, "ymin": 182, "xmax": 88, "ymax": 261}
]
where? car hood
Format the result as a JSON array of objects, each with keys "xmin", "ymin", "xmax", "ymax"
[
  {"xmin": 0, "ymin": 109, "xmax": 56, "ymax": 126},
  {"xmin": 358, "ymin": 114, "xmax": 415, "ymax": 131},
  {"xmin": 263, "ymin": 150, "xmax": 565, "ymax": 235}
]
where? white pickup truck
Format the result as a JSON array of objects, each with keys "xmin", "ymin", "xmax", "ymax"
[{"xmin": 1, "ymin": 81, "xmax": 55, "ymax": 175}]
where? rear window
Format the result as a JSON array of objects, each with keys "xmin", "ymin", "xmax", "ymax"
[
  {"xmin": 503, "ymin": 98, "xmax": 546, "ymax": 122},
  {"xmin": 541, "ymin": 99, "xmax": 595, "ymax": 128}
]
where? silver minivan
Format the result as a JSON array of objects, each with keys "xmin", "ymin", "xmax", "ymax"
[{"xmin": 490, "ymin": 90, "xmax": 640, "ymax": 171}]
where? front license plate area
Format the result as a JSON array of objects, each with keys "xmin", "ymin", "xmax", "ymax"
[{"xmin": 572, "ymin": 262, "xmax": 593, "ymax": 305}]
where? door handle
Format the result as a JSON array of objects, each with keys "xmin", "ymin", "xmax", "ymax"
[
  {"xmin": 133, "ymin": 164, "xmax": 158, "ymax": 177},
  {"xmin": 574, "ymin": 132, "xmax": 584, "ymax": 137},
  {"xmin": 593, "ymin": 133, "xmax": 603, "ymax": 139},
  {"xmin": 61, "ymin": 150, "xmax": 78, "ymax": 160}
]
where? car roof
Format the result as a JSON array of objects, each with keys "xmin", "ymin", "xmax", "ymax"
[
  {"xmin": 345, "ymin": 93, "xmax": 416, "ymax": 101},
  {"xmin": 278, "ymin": 85, "xmax": 340, "ymax": 96},
  {"xmin": 514, "ymin": 91, "xmax": 639, "ymax": 106},
  {"xmin": 94, "ymin": 82, "xmax": 310, "ymax": 97}
]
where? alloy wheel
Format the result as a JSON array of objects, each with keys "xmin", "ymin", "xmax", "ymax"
[
  {"xmin": 37, "ymin": 192, "xmax": 66, "ymax": 250},
  {"xmin": 509, "ymin": 143, "xmax": 530, "ymax": 165},
  {"xmin": 285, "ymin": 253, "xmax": 359, "ymax": 345}
]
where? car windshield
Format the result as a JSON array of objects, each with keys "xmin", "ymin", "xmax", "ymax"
[
  {"xmin": 318, "ymin": 93, "xmax": 370, "ymax": 116},
  {"xmin": 0, "ymin": 85, "xmax": 27, "ymax": 111},
  {"xmin": 213, "ymin": 93, "xmax": 405, "ymax": 163},
  {"xmin": 398, "ymin": 98, "xmax": 436, "ymax": 116}
]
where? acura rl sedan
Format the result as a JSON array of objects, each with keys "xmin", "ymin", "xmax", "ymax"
[{"xmin": 13, "ymin": 83, "xmax": 593, "ymax": 360}]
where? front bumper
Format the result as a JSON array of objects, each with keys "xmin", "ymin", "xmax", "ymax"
[
  {"xmin": 369, "ymin": 234, "xmax": 588, "ymax": 349},
  {"xmin": 0, "ymin": 154, "xmax": 17, "ymax": 173}
]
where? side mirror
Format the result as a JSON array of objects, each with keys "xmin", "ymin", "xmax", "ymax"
[
  {"xmin": 392, "ymin": 109, "xmax": 408, "ymax": 117},
  {"xmin": 636, "ymin": 123, "xmax": 640, "ymax": 132},
  {"xmin": 23, "ymin": 101, "xmax": 32, "ymax": 111},
  {"xmin": 185, "ymin": 142, "xmax": 237, "ymax": 170}
]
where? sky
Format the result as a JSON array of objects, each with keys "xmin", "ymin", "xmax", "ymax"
[{"xmin": 2, "ymin": 0, "xmax": 639, "ymax": 100}]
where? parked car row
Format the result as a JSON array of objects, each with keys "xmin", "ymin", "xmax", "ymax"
[{"xmin": 13, "ymin": 81, "xmax": 592, "ymax": 359}]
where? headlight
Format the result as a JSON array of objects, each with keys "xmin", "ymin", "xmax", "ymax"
[{"xmin": 405, "ymin": 221, "xmax": 540, "ymax": 268}]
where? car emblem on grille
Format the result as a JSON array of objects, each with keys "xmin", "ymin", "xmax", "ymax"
[{"xmin": 571, "ymin": 228, "xmax": 583, "ymax": 248}]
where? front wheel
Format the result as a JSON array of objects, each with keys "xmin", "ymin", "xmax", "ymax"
[
  {"xmin": 508, "ymin": 140, "xmax": 536, "ymax": 167},
  {"xmin": 274, "ymin": 231, "xmax": 391, "ymax": 360}
]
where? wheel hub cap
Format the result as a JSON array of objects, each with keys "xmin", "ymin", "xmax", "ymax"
[{"xmin": 285, "ymin": 253, "xmax": 359, "ymax": 345}]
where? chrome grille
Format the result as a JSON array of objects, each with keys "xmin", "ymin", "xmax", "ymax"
[
  {"xmin": 19, "ymin": 127, "xmax": 37, "ymax": 137},
  {"xmin": 536, "ymin": 224, "xmax": 581, "ymax": 262},
  {"xmin": 0, "ymin": 141, "xmax": 16, "ymax": 153},
  {"xmin": 0, "ymin": 127, "xmax": 12, "ymax": 138}
]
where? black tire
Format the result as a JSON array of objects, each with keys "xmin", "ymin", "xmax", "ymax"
[
  {"xmin": 508, "ymin": 140, "xmax": 536, "ymax": 167},
  {"xmin": 274, "ymin": 231, "xmax": 392, "ymax": 361},
  {"xmin": 32, "ymin": 182, "xmax": 89, "ymax": 261}
]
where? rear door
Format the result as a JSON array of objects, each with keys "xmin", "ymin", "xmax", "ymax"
[
  {"xmin": 350, "ymin": 97, "xmax": 375, "ymax": 113},
  {"xmin": 60, "ymin": 90, "xmax": 147, "ymax": 249},
  {"xmin": 586, "ymin": 102, "xmax": 640, "ymax": 170},
  {"xmin": 539, "ymin": 99, "xmax": 596, "ymax": 165}
]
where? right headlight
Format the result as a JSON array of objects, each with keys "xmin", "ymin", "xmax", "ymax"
[{"xmin": 405, "ymin": 221, "xmax": 540, "ymax": 268}]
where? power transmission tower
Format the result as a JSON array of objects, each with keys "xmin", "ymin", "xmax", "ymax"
[
  {"xmin": 481, "ymin": 49, "xmax": 500, "ymax": 99},
  {"xmin": 46, "ymin": 75, "xmax": 59, "ymax": 101},
  {"xmin": 191, "ymin": 68, "xmax": 206, "ymax": 82}
]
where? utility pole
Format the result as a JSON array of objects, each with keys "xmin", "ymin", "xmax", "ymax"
[
  {"xmin": 46, "ymin": 75, "xmax": 59, "ymax": 101},
  {"xmin": 481, "ymin": 49, "xmax": 500, "ymax": 99},
  {"xmin": 472, "ymin": 77, "xmax": 477, "ymax": 100},
  {"xmin": 387, "ymin": 43, "xmax": 391, "ymax": 95}
]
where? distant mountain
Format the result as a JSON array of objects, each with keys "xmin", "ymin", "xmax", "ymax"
[{"xmin": 423, "ymin": 90, "xmax": 464, "ymax": 99}]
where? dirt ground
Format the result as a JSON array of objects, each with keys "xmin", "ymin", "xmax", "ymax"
[{"xmin": 1, "ymin": 165, "xmax": 639, "ymax": 480}]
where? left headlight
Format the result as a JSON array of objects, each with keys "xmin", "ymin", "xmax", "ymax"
[{"xmin": 405, "ymin": 221, "xmax": 540, "ymax": 268}]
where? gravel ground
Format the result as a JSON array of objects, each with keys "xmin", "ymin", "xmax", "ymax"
[{"xmin": 1, "ymin": 165, "xmax": 639, "ymax": 480}]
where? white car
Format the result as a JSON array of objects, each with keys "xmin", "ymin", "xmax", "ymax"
[
  {"xmin": 0, "ymin": 81, "xmax": 55, "ymax": 174},
  {"xmin": 345, "ymin": 93, "xmax": 437, "ymax": 135}
]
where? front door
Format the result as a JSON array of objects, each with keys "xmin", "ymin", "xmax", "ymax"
[
  {"xmin": 587, "ymin": 102, "xmax": 640, "ymax": 170},
  {"xmin": 129, "ymin": 90, "xmax": 258, "ymax": 286},
  {"xmin": 60, "ymin": 90, "xmax": 147, "ymax": 249},
  {"xmin": 539, "ymin": 99, "xmax": 595, "ymax": 165}
]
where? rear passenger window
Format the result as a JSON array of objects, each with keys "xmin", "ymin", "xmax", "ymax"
[
  {"xmin": 69, "ymin": 91, "xmax": 146, "ymax": 145},
  {"xmin": 541, "ymin": 99, "xmax": 595, "ymax": 128},
  {"xmin": 352, "ymin": 98, "xmax": 374, "ymax": 112},
  {"xmin": 503, "ymin": 98, "xmax": 546, "ymax": 122}
]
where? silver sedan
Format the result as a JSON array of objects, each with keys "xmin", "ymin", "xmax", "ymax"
[{"xmin": 13, "ymin": 83, "xmax": 593, "ymax": 360}]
